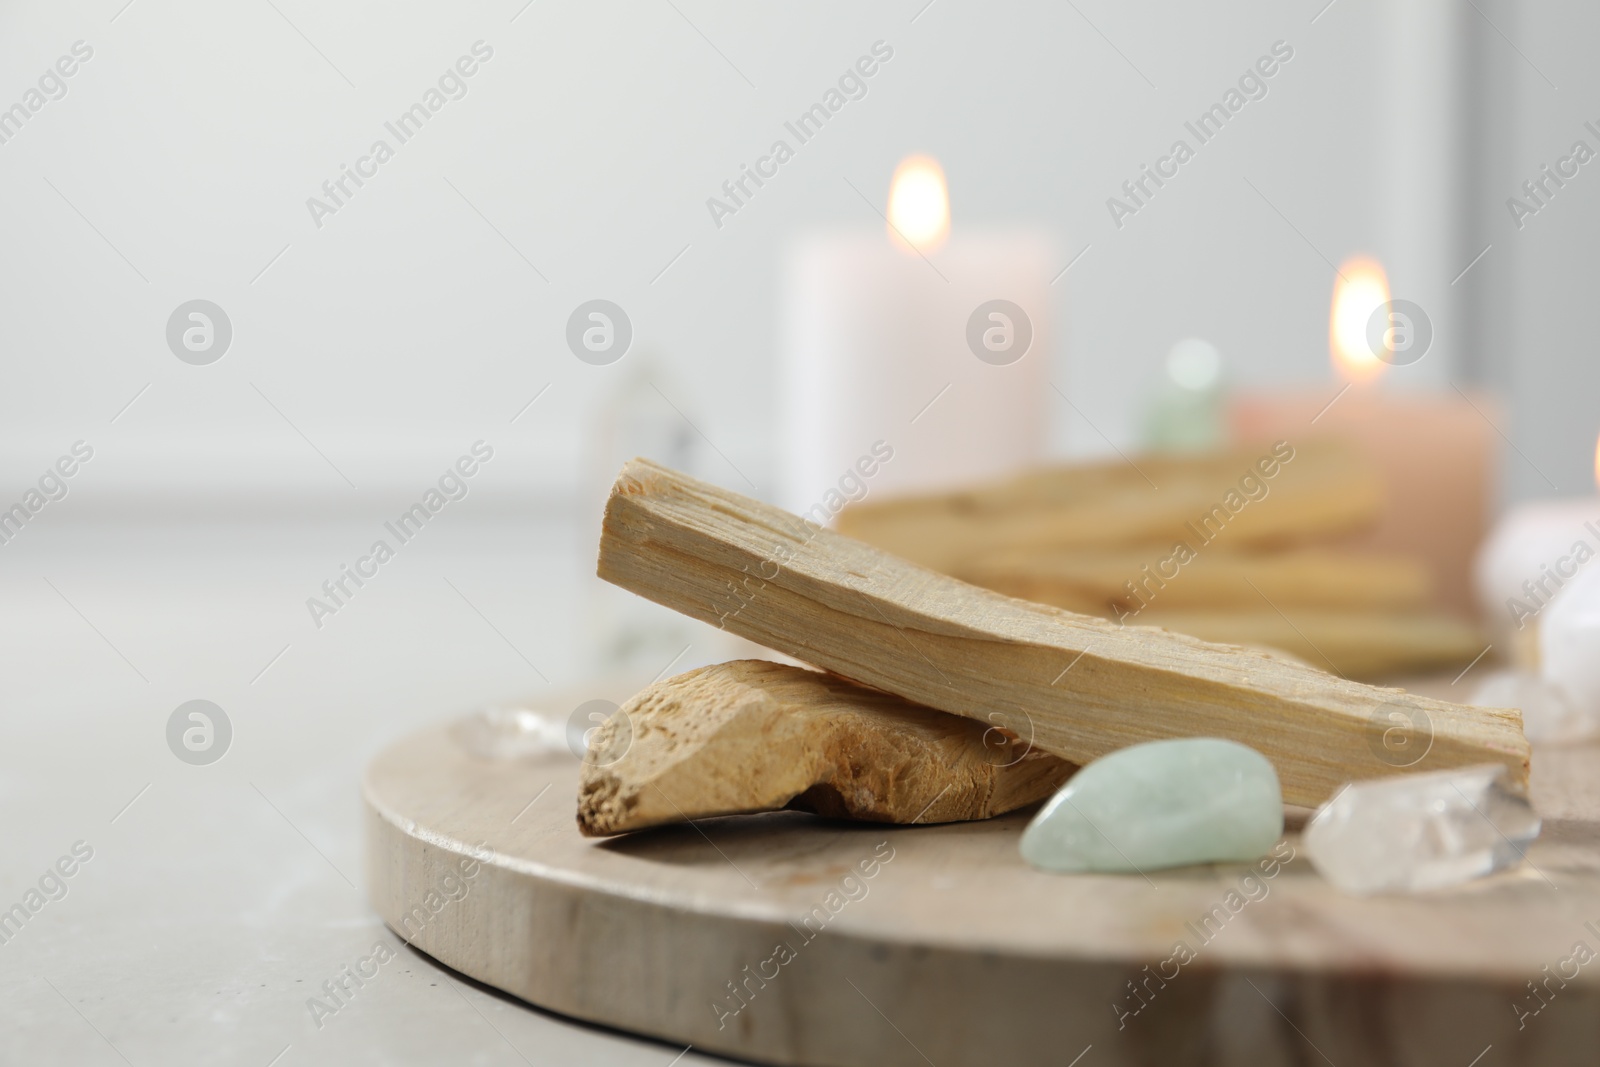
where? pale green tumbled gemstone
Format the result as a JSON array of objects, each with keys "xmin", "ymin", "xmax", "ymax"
[{"xmin": 1020, "ymin": 738, "xmax": 1283, "ymax": 873}]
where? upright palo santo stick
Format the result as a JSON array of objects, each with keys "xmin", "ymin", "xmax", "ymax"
[{"xmin": 597, "ymin": 459, "xmax": 1529, "ymax": 808}]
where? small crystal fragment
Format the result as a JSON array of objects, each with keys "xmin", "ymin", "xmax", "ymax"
[
  {"xmin": 1020, "ymin": 738, "xmax": 1283, "ymax": 873},
  {"xmin": 1304, "ymin": 764, "xmax": 1540, "ymax": 895},
  {"xmin": 1542, "ymin": 564, "xmax": 1600, "ymax": 727},
  {"xmin": 1471, "ymin": 670, "xmax": 1600, "ymax": 744},
  {"xmin": 450, "ymin": 704, "xmax": 570, "ymax": 760}
]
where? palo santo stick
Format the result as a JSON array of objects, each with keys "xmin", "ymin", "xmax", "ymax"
[
  {"xmin": 959, "ymin": 547, "xmax": 1432, "ymax": 616},
  {"xmin": 833, "ymin": 440, "xmax": 1382, "ymax": 574},
  {"xmin": 1128, "ymin": 610, "xmax": 1482, "ymax": 681},
  {"xmin": 577, "ymin": 660, "xmax": 1074, "ymax": 836},
  {"xmin": 597, "ymin": 459, "xmax": 1529, "ymax": 808}
]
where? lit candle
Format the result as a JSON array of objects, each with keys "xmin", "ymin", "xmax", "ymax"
[
  {"xmin": 778, "ymin": 156, "xmax": 1052, "ymax": 513},
  {"xmin": 1230, "ymin": 256, "xmax": 1496, "ymax": 617},
  {"xmin": 1328, "ymin": 256, "xmax": 1392, "ymax": 388}
]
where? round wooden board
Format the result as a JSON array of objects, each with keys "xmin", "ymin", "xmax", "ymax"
[{"xmin": 364, "ymin": 698, "xmax": 1600, "ymax": 1067}]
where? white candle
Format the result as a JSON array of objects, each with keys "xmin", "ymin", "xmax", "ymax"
[{"xmin": 778, "ymin": 156, "xmax": 1051, "ymax": 513}]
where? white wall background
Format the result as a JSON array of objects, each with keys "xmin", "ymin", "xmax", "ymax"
[
  {"xmin": 0, "ymin": 0, "xmax": 1590, "ymax": 515},
  {"xmin": 1489, "ymin": 0, "xmax": 1600, "ymax": 501}
]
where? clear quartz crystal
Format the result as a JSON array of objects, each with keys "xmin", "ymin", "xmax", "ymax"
[
  {"xmin": 1304, "ymin": 764, "xmax": 1540, "ymax": 895},
  {"xmin": 1542, "ymin": 564, "xmax": 1600, "ymax": 729},
  {"xmin": 450, "ymin": 705, "xmax": 571, "ymax": 761},
  {"xmin": 1471, "ymin": 669, "xmax": 1600, "ymax": 744}
]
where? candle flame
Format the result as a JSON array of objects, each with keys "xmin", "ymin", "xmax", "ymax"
[
  {"xmin": 886, "ymin": 155, "xmax": 949, "ymax": 254},
  {"xmin": 1330, "ymin": 257, "xmax": 1390, "ymax": 384}
]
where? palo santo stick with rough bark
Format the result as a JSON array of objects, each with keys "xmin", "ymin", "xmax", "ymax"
[
  {"xmin": 597, "ymin": 459, "xmax": 1529, "ymax": 808},
  {"xmin": 833, "ymin": 440, "xmax": 1382, "ymax": 574},
  {"xmin": 958, "ymin": 547, "xmax": 1432, "ymax": 616},
  {"xmin": 577, "ymin": 660, "xmax": 1074, "ymax": 836}
]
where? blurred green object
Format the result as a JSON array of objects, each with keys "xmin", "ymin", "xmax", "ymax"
[{"xmin": 1144, "ymin": 338, "xmax": 1226, "ymax": 451}]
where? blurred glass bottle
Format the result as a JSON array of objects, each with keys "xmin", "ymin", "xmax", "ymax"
[
  {"xmin": 1143, "ymin": 338, "xmax": 1226, "ymax": 452},
  {"xmin": 583, "ymin": 354, "xmax": 708, "ymax": 676}
]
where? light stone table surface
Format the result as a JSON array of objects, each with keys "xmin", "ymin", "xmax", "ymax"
[{"xmin": 0, "ymin": 512, "xmax": 740, "ymax": 1067}]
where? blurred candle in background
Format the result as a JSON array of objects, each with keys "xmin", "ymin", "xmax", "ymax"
[
  {"xmin": 779, "ymin": 155, "xmax": 1052, "ymax": 513},
  {"xmin": 1327, "ymin": 257, "xmax": 1392, "ymax": 388},
  {"xmin": 1230, "ymin": 256, "xmax": 1495, "ymax": 618}
]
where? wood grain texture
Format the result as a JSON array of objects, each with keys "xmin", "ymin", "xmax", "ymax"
[
  {"xmin": 596, "ymin": 458, "xmax": 1528, "ymax": 808},
  {"xmin": 364, "ymin": 699, "xmax": 1600, "ymax": 1067},
  {"xmin": 832, "ymin": 440, "xmax": 1382, "ymax": 574},
  {"xmin": 577, "ymin": 660, "xmax": 1074, "ymax": 836}
]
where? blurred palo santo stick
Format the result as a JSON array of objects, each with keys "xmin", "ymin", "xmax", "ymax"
[
  {"xmin": 596, "ymin": 459, "xmax": 1528, "ymax": 808},
  {"xmin": 960, "ymin": 548, "xmax": 1470, "ymax": 679},
  {"xmin": 958, "ymin": 546, "xmax": 1432, "ymax": 617},
  {"xmin": 577, "ymin": 660, "xmax": 1074, "ymax": 836},
  {"xmin": 1128, "ymin": 609, "xmax": 1482, "ymax": 680},
  {"xmin": 833, "ymin": 440, "xmax": 1381, "ymax": 574}
]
